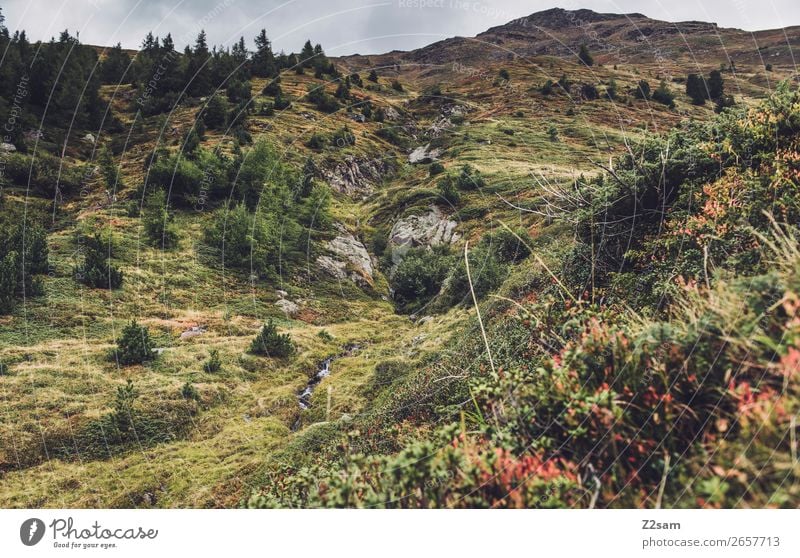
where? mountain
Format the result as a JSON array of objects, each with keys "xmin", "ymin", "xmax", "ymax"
[{"xmin": 340, "ymin": 7, "xmax": 800, "ymax": 74}]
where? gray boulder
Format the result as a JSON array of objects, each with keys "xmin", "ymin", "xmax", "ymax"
[{"xmin": 389, "ymin": 206, "xmax": 459, "ymax": 263}]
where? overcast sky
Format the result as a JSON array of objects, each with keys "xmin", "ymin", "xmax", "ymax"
[{"xmin": 2, "ymin": 0, "xmax": 800, "ymax": 55}]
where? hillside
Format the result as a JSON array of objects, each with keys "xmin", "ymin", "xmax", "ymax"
[{"xmin": 1, "ymin": 8, "xmax": 799, "ymax": 508}]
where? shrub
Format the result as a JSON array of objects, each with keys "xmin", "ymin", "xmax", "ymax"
[
  {"xmin": 250, "ymin": 319, "xmax": 295, "ymax": 357},
  {"xmin": 227, "ymin": 78, "xmax": 252, "ymax": 103},
  {"xmin": 74, "ymin": 232, "xmax": 123, "ymax": 289},
  {"xmin": 181, "ymin": 382, "xmax": 199, "ymax": 401},
  {"xmin": 141, "ymin": 189, "xmax": 178, "ymax": 248},
  {"xmin": 652, "ymin": 80, "xmax": 676, "ymax": 108},
  {"xmin": 306, "ymin": 84, "xmax": 340, "ymax": 113},
  {"xmin": 306, "ymin": 133, "xmax": 326, "ymax": 150},
  {"xmin": 203, "ymin": 349, "xmax": 222, "ymax": 373},
  {"xmin": 605, "ymin": 79, "xmax": 618, "ymax": 100},
  {"xmin": 368, "ymin": 69, "xmax": 379, "ymax": 82},
  {"xmin": 482, "ymin": 226, "xmax": 532, "ymax": 263},
  {"xmin": 540, "ymin": 80, "xmax": 554, "ymax": 95},
  {"xmin": 273, "ymin": 92, "xmax": 292, "ymax": 110},
  {"xmin": 202, "ymin": 95, "xmax": 228, "ymax": 129},
  {"xmin": 547, "ymin": 125, "xmax": 559, "ymax": 142},
  {"xmin": 391, "ymin": 79, "xmax": 403, "ymax": 92},
  {"xmin": 765, "ymin": 63, "xmax": 773, "ymax": 71},
  {"xmin": 498, "ymin": 68, "xmax": 510, "ymax": 81},
  {"xmin": 578, "ymin": 44, "xmax": 593, "ymax": 66},
  {"xmin": 111, "ymin": 379, "xmax": 139, "ymax": 435},
  {"xmin": 436, "ymin": 175, "xmax": 461, "ymax": 206},
  {"xmin": 331, "ymin": 126, "xmax": 356, "ymax": 148},
  {"xmin": 390, "ymin": 246, "xmax": 451, "ymax": 312},
  {"xmin": 114, "ymin": 320, "xmax": 154, "ymax": 365},
  {"xmin": 429, "ymin": 162, "xmax": 445, "ymax": 176},
  {"xmin": 262, "ymin": 76, "xmax": 282, "ymax": 96},
  {"xmin": 686, "ymin": 73, "xmax": 706, "ymax": 105},
  {"xmin": 455, "ymin": 164, "xmax": 485, "ymax": 190},
  {"xmin": 580, "ymin": 84, "xmax": 599, "ymax": 100},
  {"xmin": 439, "ymin": 245, "xmax": 505, "ymax": 307},
  {"xmin": 635, "ymin": 79, "xmax": 651, "ymax": 100},
  {"xmin": 146, "ymin": 153, "xmax": 204, "ymax": 206},
  {"xmin": 0, "ymin": 216, "xmax": 49, "ymax": 313}
]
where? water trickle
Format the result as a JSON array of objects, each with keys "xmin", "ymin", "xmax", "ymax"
[{"xmin": 297, "ymin": 358, "xmax": 332, "ymax": 409}]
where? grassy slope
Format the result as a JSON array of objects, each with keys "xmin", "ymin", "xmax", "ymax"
[{"xmin": 0, "ymin": 52, "xmax": 783, "ymax": 507}]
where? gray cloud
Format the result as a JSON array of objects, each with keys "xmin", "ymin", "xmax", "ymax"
[{"xmin": 2, "ymin": 0, "xmax": 799, "ymax": 55}]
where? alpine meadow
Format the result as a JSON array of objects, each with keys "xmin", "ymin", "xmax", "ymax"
[{"xmin": 3, "ymin": 2, "xmax": 800, "ymax": 513}]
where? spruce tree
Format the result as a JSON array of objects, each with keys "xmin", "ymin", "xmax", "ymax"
[
  {"xmin": 252, "ymin": 29, "xmax": 276, "ymax": 77},
  {"xmin": 578, "ymin": 44, "xmax": 594, "ymax": 66}
]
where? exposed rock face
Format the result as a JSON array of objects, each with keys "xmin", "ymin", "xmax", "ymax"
[
  {"xmin": 179, "ymin": 326, "xmax": 206, "ymax": 341},
  {"xmin": 389, "ymin": 206, "xmax": 460, "ymax": 263},
  {"xmin": 275, "ymin": 298, "xmax": 300, "ymax": 316},
  {"xmin": 328, "ymin": 234, "xmax": 374, "ymax": 278},
  {"xmin": 316, "ymin": 230, "xmax": 374, "ymax": 287},
  {"xmin": 408, "ymin": 144, "xmax": 441, "ymax": 164},
  {"xmin": 322, "ymin": 156, "xmax": 392, "ymax": 196}
]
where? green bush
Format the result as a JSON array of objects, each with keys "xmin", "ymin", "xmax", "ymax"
[
  {"xmin": 652, "ymin": 80, "xmax": 676, "ymax": 108},
  {"xmin": 482, "ymin": 226, "xmax": 532, "ymax": 263},
  {"xmin": 202, "ymin": 95, "xmax": 228, "ymax": 129},
  {"xmin": 428, "ymin": 162, "xmax": 445, "ymax": 176},
  {"xmin": 111, "ymin": 379, "xmax": 139, "ymax": 435},
  {"xmin": 250, "ymin": 319, "xmax": 295, "ymax": 357},
  {"xmin": 141, "ymin": 189, "xmax": 178, "ymax": 248},
  {"xmin": 390, "ymin": 246, "xmax": 452, "ymax": 313},
  {"xmin": 147, "ymin": 153, "xmax": 204, "ymax": 206},
  {"xmin": 0, "ymin": 215, "xmax": 49, "ymax": 313},
  {"xmin": 436, "ymin": 175, "xmax": 461, "ymax": 206},
  {"xmin": 306, "ymin": 84, "xmax": 340, "ymax": 113},
  {"xmin": 455, "ymin": 164, "xmax": 485, "ymax": 190},
  {"xmin": 331, "ymin": 126, "xmax": 355, "ymax": 148},
  {"xmin": 74, "ymin": 232, "xmax": 123, "ymax": 290},
  {"xmin": 203, "ymin": 349, "xmax": 222, "ymax": 373},
  {"xmin": 438, "ymin": 245, "xmax": 505, "ymax": 307},
  {"xmin": 114, "ymin": 320, "xmax": 154, "ymax": 365},
  {"xmin": 306, "ymin": 133, "xmax": 326, "ymax": 149}
]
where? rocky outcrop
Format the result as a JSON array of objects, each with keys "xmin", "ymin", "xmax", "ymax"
[
  {"xmin": 275, "ymin": 298, "xmax": 300, "ymax": 316},
  {"xmin": 322, "ymin": 156, "xmax": 392, "ymax": 197},
  {"xmin": 317, "ymin": 230, "xmax": 374, "ymax": 287},
  {"xmin": 389, "ymin": 206, "xmax": 460, "ymax": 263},
  {"xmin": 408, "ymin": 144, "xmax": 441, "ymax": 164}
]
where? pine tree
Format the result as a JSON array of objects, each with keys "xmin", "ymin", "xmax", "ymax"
[
  {"xmin": 578, "ymin": 44, "xmax": 594, "ymax": 66},
  {"xmin": 252, "ymin": 29, "xmax": 276, "ymax": 77},
  {"xmin": 686, "ymin": 73, "xmax": 707, "ymax": 105},
  {"xmin": 707, "ymin": 69, "xmax": 724, "ymax": 99},
  {"xmin": 99, "ymin": 43, "xmax": 131, "ymax": 84},
  {"xmin": 300, "ymin": 40, "xmax": 315, "ymax": 68},
  {"xmin": 115, "ymin": 320, "xmax": 154, "ymax": 365}
]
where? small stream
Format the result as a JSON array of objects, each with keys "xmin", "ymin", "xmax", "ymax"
[
  {"xmin": 297, "ymin": 358, "xmax": 332, "ymax": 410},
  {"xmin": 292, "ymin": 343, "xmax": 362, "ymax": 431}
]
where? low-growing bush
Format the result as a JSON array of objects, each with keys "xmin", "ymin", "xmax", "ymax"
[
  {"xmin": 250, "ymin": 319, "xmax": 295, "ymax": 357},
  {"xmin": 114, "ymin": 320, "xmax": 154, "ymax": 365}
]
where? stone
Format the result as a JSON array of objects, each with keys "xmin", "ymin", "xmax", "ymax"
[
  {"xmin": 179, "ymin": 325, "xmax": 206, "ymax": 341},
  {"xmin": 0, "ymin": 142, "xmax": 17, "ymax": 153},
  {"xmin": 317, "ymin": 255, "xmax": 347, "ymax": 280},
  {"xmin": 317, "ymin": 230, "xmax": 374, "ymax": 287},
  {"xmin": 321, "ymin": 156, "xmax": 391, "ymax": 197},
  {"xmin": 83, "ymin": 133, "xmax": 96, "ymax": 144},
  {"xmin": 408, "ymin": 144, "xmax": 441, "ymax": 164},
  {"xmin": 275, "ymin": 298, "xmax": 300, "ymax": 316},
  {"xmin": 328, "ymin": 233, "xmax": 373, "ymax": 278},
  {"xmin": 389, "ymin": 206, "xmax": 460, "ymax": 263}
]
